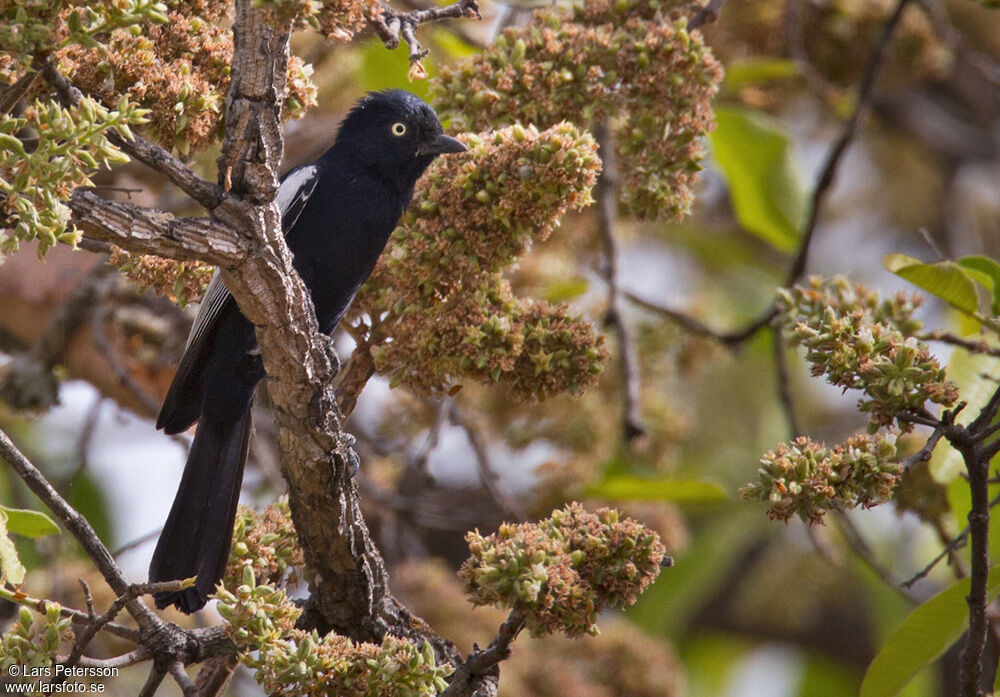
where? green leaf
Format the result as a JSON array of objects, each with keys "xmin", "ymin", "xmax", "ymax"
[
  {"xmin": 860, "ymin": 568, "xmax": 1000, "ymax": 697},
  {"xmin": 586, "ymin": 475, "xmax": 728, "ymax": 503},
  {"xmin": 359, "ymin": 39, "xmax": 433, "ymax": 100},
  {"xmin": 629, "ymin": 508, "xmax": 766, "ymax": 639},
  {"xmin": 0, "ymin": 510, "xmax": 26, "ymax": 586},
  {"xmin": 882, "ymin": 254, "xmax": 980, "ymax": 316},
  {"xmin": 542, "ymin": 276, "xmax": 589, "ymax": 303},
  {"xmin": 929, "ymin": 349, "xmax": 1000, "ymax": 482},
  {"xmin": 958, "ymin": 255, "xmax": 1000, "ymax": 315},
  {"xmin": 0, "ymin": 505, "xmax": 59, "ymax": 538},
  {"xmin": 723, "ymin": 57, "xmax": 799, "ymax": 91},
  {"xmin": 710, "ymin": 106, "xmax": 807, "ymax": 253}
]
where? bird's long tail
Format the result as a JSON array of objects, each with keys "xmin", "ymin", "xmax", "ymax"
[{"xmin": 149, "ymin": 407, "xmax": 252, "ymax": 613}]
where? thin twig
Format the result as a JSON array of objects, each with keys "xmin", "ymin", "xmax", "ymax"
[
  {"xmin": 772, "ymin": 327, "xmax": 801, "ymax": 438},
  {"xmin": 594, "ymin": 122, "xmax": 645, "ymax": 442},
  {"xmin": 919, "ymin": 331, "xmax": 1000, "ymax": 359},
  {"xmin": 786, "ymin": 0, "xmax": 915, "ymax": 286},
  {"xmin": 450, "ymin": 405, "xmax": 526, "ymax": 522},
  {"xmin": 90, "ymin": 299, "xmax": 162, "ymax": 418},
  {"xmin": 137, "ymin": 666, "xmax": 167, "ymax": 697},
  {"xmin": 371, "ymin": 0, "xmax": 481, "ymax": 68},
  {"xmin": 60, "ymin": 581, "xmax": 191, "ymax": 673},
  {"xmin": 0, "ymin": 428, "xmax": 161, "ymax": 633},
  {"xmin": 0, "ymin": 587, "xmax": 139, "ymax": 642},
  {"xmin": 112, "ymin": 527, "xmax": 162, "ymax": 558},
  {"xmin": 915, "ymin": 0, "xmax": 1000, "ymax": 88},
  {"xmin": 168, "ymin": 662, "xmax": 199, "ymax": 697},
  {"xmin": 689, "ymin": 0, "xmax": 726, "ymax": 29},
  {"xmin": 78, "ymin": 579, "xmax": 96, "ymax": 620},
  {"xmin": 441, "ymin": 611, "xmax": 526, "ymax": 697},
  {"xmin": 72, "ymin": 648, "xmax": 152, "ymax": 669},
  {"xmin": 38, "ymin": 57, "xmax": 224, "ymax": 211},
  {"xmin": 835, "ymin": 511, "xmax": 918, "ymax": 604}
]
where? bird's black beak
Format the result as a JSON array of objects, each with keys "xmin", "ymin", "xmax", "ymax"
[{"xmin": 417, "ymin": 134, "xmax": 467, "ymax": 157}]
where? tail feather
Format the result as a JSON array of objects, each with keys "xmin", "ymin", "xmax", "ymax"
[{"xmin": 149, "ymin": 408, "xmax": 252, "ymax": 612}]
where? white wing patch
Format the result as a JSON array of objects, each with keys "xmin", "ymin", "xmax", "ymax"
[
  {"xmin": 178, "ymin": 164, "xmax": 318, "ymax": 361},
  {"xmin": 276, "ymin": 164, "xmax": 319, "ymax": 231}
]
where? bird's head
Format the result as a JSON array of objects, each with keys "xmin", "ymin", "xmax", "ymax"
[{"xmin": 333, "ymin": 90, "xmax": 466, "ymax": 189}]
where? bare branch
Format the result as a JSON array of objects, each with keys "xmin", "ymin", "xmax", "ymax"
[
  {"xmin": 168, "ymin": 662, "xmax": 199, "ymax": 697},
  {"xmin": 0, "ymin": 586, "xmax": 139, "ymax": 643},
  {"xmin": 36, "ymin": 57, "xmax": 225, "ymax": 211},
  {"xmin": 69, "ymin": 189, "xmax": 244, "ymax": 266},
  {"xmin": 772, "ymin": 327, "xmax": 801, "ymax": 438},
  {"xmin": 689, "ymin": 0, "xmax": 727, "ymax": 29},
  {"xmin": 920, "ymin": 332, "xmax": 1000, "ymax": 359},
  {"xmin": 74, "ymin": 648, "xmax": 152, "ymax": 669},
  {"xmin": 0, "ymin": 427, "xmax": 162, "ymax": 632},
  {"xmin": 441, "ymin": 611, "xmax": 526, "ymax": 697},
  {"xmin": 785, "ymin": 0, "xmax": 914, "ymax": 286},
  {"xmin": 60, "ymin": 581, "xmax": 192, "ymax": 673},
  {"xmin": 450, "ymin": 405, "xmax": 526, "ymax": 522},
  {"xmin": 336, "ymin": 340, "xmax": 377, "ymax": 418},
  {"xmin": 372, "ymin": 0, "xmax": 481, "ymax": 68},
  {"xmin": 594, "ymin": 122, "xmax": 645, "ymax": 442}
]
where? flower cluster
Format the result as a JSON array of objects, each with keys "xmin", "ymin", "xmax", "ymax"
[
  {"xmin": 394, "ymin": 559, "xmax": 686, "ymax": 697},
  {"xmin": 223, "ymin": 500, "xmax": 304, "ymax": 590},
  {"xmin": 353, "ymin": 123, "xmax": 609, "ymax": 401},
  {"xmin": 777, "ymin": 276, "xmax": 924, "ymax": 337},
  {"xmin": 0, "ymin": 604, "xmax": 73, "ymax": 677},
  {"xmin": 53, "ymin": 0, "xmax": 321, "ymax": 156},
  {"xmin": 430, "ymin": 0, "xmax": 722, "ymax": 220},
  {"xmin": 1, "ymin": 96, "xmax": 147, "ymax": 255},
  {"xmin": 741, "ymin": 434, "xmax": 901, "ymax": 524},
  {"xmin": 459, "ymin": 503, "xmax": 665, "ymax": 637},
  {"xmin": 254, "ymin": 0, "xmax": 381, "ymax": 41},
  {"xmin": 108, "ymin": 247, "xmax": 213, "ymax": 307},
  {"xmin": 0, "ymin": 0, "xmax": 169, "ymax": 59},
  {"xmin": 777, "ymin": 277, "xmax": 956, "ymax": 426},
  {"xmin": 215, "ymin": 565, "xmax": 451, "ymax": 697}
]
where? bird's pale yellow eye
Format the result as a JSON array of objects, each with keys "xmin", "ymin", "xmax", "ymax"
[{"xmin": 391, "ymin": 122, "xmax": 407, "ymax": 137}]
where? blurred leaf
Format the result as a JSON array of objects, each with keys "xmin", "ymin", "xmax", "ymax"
[
  {"xmin": 797, "ymin": 656, "xmax": 861, "ymax": 697},
  {"xmin": 0, "ymin": 505, "xmax": 58, "ymax": 538},
  {"xmin": 723, "ymin": 57, "xmax": 799, "ymax": 91},
  {"xmin": 430, "ymin": 28, "xmax": 480, "ymax": 60},
  {"xmin": 67, "ymin": 472, "xmax": 113, "ymax": 550},
  {"xmin": 628, "ymin": 508, "xmax": 765, "ymax": 638},
  {"xmin": 860, "ymin": 568, "xmax": 1000, "ymax": 697},
  {"xmin": 542, "ymin": 276, "xmax": 589, "ymax": 303},
  {"xmin": 882, "ymin": 254, "xmax": 980, "ymax": 316},
  {"xmin": 929, "ymin": 348, "xmax": 1000, "ymax": 483},
  {"xmin": 958, "ymin": 255, "xmax": 1000, "ymax": 315},
  {"xmin": 587, "ymin": 475, "xmax": 728, "ymax": 503},
  {"xmin": 710, "ymin": 106, "xmax": 806, "ymax": 253},
  {"xmin": 0, "ymin": 510, "xmax": 26, "ymax": 585},
  {"xmin": 359, "ymin": 39, "xmax": 434, "ymax": 100},
  {"xmin": 683, "ymin": 633, "xmax": 752, "ymax": 697}
]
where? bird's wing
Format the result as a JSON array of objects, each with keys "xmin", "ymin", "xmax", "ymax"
[
  {"xmin": 277, "ymin": 163, "xmax": 320, "ymax": 233},
  {"xmin": 156, "ymin": 163, "xmax": 321, "ymax": 432}
]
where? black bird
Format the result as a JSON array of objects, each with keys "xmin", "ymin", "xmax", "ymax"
[{"xmin": 149, "ymin": 90, "xmax": 466, "ymax": 612}]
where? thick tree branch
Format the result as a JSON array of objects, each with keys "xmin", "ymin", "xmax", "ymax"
[{"xmin": 69, "ymin": 189, "xmax": 244, "ymax": 266}]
